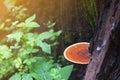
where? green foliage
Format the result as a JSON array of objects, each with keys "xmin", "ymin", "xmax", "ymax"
[
  {"xmin": 50, "ymin": 65, "xmax": 73, "ymax": 80},
  {"xmin": 9, "ymin": 74, "xmax": 22, "ymax": 80},
  {"xmin": 9, "ymin": 73, "xmax": 33, "ymax": 80},
  {"xmin": 7, "ymin": 31, "xmax": 23, "ymax": 42},
  {"xmin": 59, "ymin": 65, "xmax": 73, "ymax": 80},
  {"xmin": 29, "ymin": 58, "xmax": 73, "ymax": 80},
  {"xmin": 30, "ymin": 58, "xmax": 53, "ymax": 80},
  {"xmin": 17, "ymin": 14, "xmax": 40, "ymax": 28},
  {"xmin": 0, "ymin": 7, "xmax": 73, "ymax": 80}
]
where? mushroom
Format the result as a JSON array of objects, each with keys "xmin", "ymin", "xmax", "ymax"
[{"xmin": 64, "ymin": 42, "xmax": 91, "ymax": 64}]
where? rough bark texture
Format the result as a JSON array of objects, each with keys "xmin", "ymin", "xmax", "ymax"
[{"xmin": 84, "ymin": 0, "xmax": 120, "ymax": 80}]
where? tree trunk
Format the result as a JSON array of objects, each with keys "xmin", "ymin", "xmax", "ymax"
[{"xmin": 84, "ymin": 0, "xmax": 120, "ymax": 80}]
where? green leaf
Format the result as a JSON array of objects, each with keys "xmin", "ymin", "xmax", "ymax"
[
  {"xmin": 56, "ymin": 30, "xmax": 62, "ymax": 36},
  {"xmin": 23, "ymin": 57, "xmax": 37, "ymax": 65},
  {"xmin": 22, "ymin": 74, "xmax": 33, "ymax": 80},
  {"xmin": 31, "ymin": 48, "xmax": 39, "ymax": 53},
  {"xmin": 30, "ymin": 73, "xmax": 41, "ymax": 80},
  {"xmin": 30, "ymin": 58, "xmax": 53, "ymax": 80},
  {"xmin": 17, "ymin": 14, "xmax": 40, "ymax": 28},
  {"xmin": 37, "ymin": 41, "xmax": 51, "ymax": 54},
  {"xmin": 17, "ymin": 22, "xmax": 25, "ymax": 27},
  {"xmin": 17, "ymin": 22, "xmax": 40, "ymax": 28},
  {"xmin": 7, "ymin": 31, "xmax": 23, "ymax": 42},
  {"xmin": 59, "ymin": 65, "xmax": 73, "ymax": 80},
  {"xmin": 50, "ymin": 30, "xmax": 62, "ymax": 40},
  {"xmin": 25, "ymin": 14, "xmax": 36, "ymax": 23},
  {"xmin": 37, "ymin": 31, "xmax": 53, "ymax": 40},
  {"xmin": 25, "ymin": 22, "xmax": 40, "ymax": 27},
  {"xmin": 23, "ymin": 33, "xmax": 35, "ymax": 46},
  {"xmin": 9, "ymin": 74, "xmax": 21, "ymax": 80},
  {"xmin": 37, "ymin": 29, "xmax": 60, "ymax": 41},
  {"xmin": 13, "ymin": 57, "xmax": 22, "ymax": 68}
]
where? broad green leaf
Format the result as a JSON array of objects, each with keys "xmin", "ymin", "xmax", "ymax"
[
  {"xmin": 9, "ymin": 74, "xmax": 21, "ymax": 80},
  {"xmin": 22, "ymin": 74, "xmax": 33, "ymax": 80},
  {"xmin": 17, "ymin": 22, "xmax": 40, "ymax": 28},
  {"xmin": 37, "ymin": 31, "xmax": 53, "ymax": 40},
  {"xmin": 30, "ymin": 58, "xmax": 53, "ymax": 80},
  {"xmin": 37, "ymin": 29, "xmax": 61, "ymax": 41},
  {"xmin": 59, "ymin": 65, "xmax": 73, "ymax": 80},
  {"xmin": 30, "ymin": 73, "xmax": 41, "ymax": 80},
  {"xmin": 25, "ymin": 22, "xmax": 40, "ymax": 27},
  {"xmin": 25, "ymin": 14, "xmax": 36, "ymax": 23}
]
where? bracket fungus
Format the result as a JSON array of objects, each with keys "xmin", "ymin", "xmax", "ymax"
[{"xmin": 64, "ymin": 42, "xmax": 91, "ymax": 64}]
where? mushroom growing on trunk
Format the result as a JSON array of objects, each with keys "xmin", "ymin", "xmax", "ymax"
[{"xmin": 64, "ymin": 42, "xmax": 91, "ymax": 64}]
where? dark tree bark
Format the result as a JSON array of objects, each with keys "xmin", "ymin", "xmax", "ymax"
[{"xmin": 84, "ymin": 0, "xmax": 120, "ymax": 80}]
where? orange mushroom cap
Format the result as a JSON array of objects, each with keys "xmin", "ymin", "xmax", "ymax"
[{"xmin": 64, "ymin": 42, "xmax": 91, "ymax": 64}]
